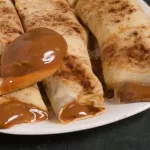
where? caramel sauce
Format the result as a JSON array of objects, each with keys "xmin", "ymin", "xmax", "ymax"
[
  {"xmin": 0, "ymin": 27, "xmax": 67, "ymax": 94},
  {"xmin": 116, "ymin": 82, "xmax": 150, "ymax": 103},
  {"xmin": 61, "ymin": 101, "xmax": 101, "ymax": 122},
  {"xmin": 0, "ymin": 98, "xmax": 48, "ymax": 129}
]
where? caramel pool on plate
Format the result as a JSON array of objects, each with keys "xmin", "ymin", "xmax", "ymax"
[
  {"xmin": 0, "ymin": 27, "xmax": 67, "ymax": 94},
  {"xmin": 0, "ymin": 98, "xmax": 48, "ymax": 129}
]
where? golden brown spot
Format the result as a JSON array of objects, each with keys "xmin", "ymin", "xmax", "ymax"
[
  {"xmin": 101, "ymin": 44, "xmax": 116, "ymax": 63},
  {"xmin": 132, "ymin": 31, "xmax": 138, "ymax": 36},
  {"xmin": 80, "ymin": 0, "xmax": 136, "ymax": 24},
  {"xmin": 109, "ymin": 0, "xmax": 120, "ymax": 4},
  {"xmin": 18, "ymin": 1, "xmax": 85, "ymax": 40},
  {"xmin": 114, "ymin": 19, "xmax": 120, "ymax": 23},
  {"xmin": 0, "ymin": 1, "xmax": 5, "ymax": 4},
  {"xmin": 26, "ymin": 12, "xmax": 84, "ymax": 40},
  {"xmin": 127, "ymin": 44, "xmax": 150, "ymax": 62},
  {"xmin": 0, "ymin": 4, "xmax": 23, "ymax": 49},
  {"xmin": 56, "ymin": 56, "xmax": 95, "ymax": 94},
  {"xmin": 55, "ymin": 0, "xmax": 71, "ymax": 13},
  {"xmin": 102, "ymin": 42, "xmax": 150, "ymax": 68},
  {"xmin": 1, "ymin": 7, "xmax": 14, "ymax": 14},
  {"xmin": 101, "ymin": 26, "xmax": 150, "ymax": 68}
]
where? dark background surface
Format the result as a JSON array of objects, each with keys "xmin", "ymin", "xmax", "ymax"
[{"xmin": 1, "ymin": 0, "xmax": 150, "ymax": 149}]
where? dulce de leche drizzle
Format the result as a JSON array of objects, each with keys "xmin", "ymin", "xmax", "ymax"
[
  {"xmin": 0, "ymin": 98, "xmax": 48, "ymax": 129},
  {"xmin": 116, "ymin": 82, "xmax": 150, "ymax": 103},
  {"xmin": 61, "ymin": 101, "xmax": 102, "ymax": 123},
  {"xmin": 0, "ymin": 27, "xmax": 67, "ymax": 94}
]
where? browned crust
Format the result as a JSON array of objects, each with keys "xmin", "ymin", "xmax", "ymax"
[
  {"xmin": 0, "ymin": 0, "xmax": 23, "ymax": 48},
  {"xmin": 78, "ymin": 0, "xmax": 137, "ymax": 24},
  {"xmin": 101, "ymin": 26, "xmax": 150, "ymax": 69},
  {"xmin": 55, "ymin": 55, "xmax": 99, "ymax": 94},
  {"xmin": 17, "ymin": 0, "xmax": 85, "ymax": 40}
]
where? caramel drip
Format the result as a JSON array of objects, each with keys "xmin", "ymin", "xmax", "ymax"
[
  {"xmin": 0, "ymin": 98, "xmax": 48, "ymax": 129},
  {"xmin": 61, "ymin": 101, "xmax": 102, "ymax": 122},
  {"xmin": 0, "ymin": 27, "xmax": 67, "ymax": 94},
  {"xmin": 116, "ymin": 82, "xmax": 150, "ymax": 103}
]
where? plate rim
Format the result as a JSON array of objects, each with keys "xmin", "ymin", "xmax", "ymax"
[
  {"xmin": 0, "ymin": 0, "xmax": 150, "ymax": 135},
  {"xmin": 1, "ymin": 104, "xmax": 150, "ymax": 135}
]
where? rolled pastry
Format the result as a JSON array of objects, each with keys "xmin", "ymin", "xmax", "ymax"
[
  {"xmin": 0, "ymin": 0, "xmax": 48, "ymax": 129},
  {"xmin": 15, "ymin": 0, "xmax": 105, "ymax": 123},
  {"xmin": 71, "ymin": 0, "xmax": 150, "ymax": 103}
]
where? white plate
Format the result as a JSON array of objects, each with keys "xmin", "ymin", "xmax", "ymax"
[{"xmin": 0, "ymin": 0, "xmax": 150, "ymax": 135}]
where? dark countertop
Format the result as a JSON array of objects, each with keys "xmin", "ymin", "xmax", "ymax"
[{"xmin": 1, "ymin": 0, "xmax": 150, "ymax": 150}]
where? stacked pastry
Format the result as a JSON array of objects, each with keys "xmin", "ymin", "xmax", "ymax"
[
  {"xmin": 0, "ymin": 0, "xmax": 105, "ymax": 128},
  {"xmin": 0, "ymin": 0, "xmax": 48, "ymax": 129},
  {"xmin": 15, "ymin": 0, "xmax": 105, "ymax": 123}
]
